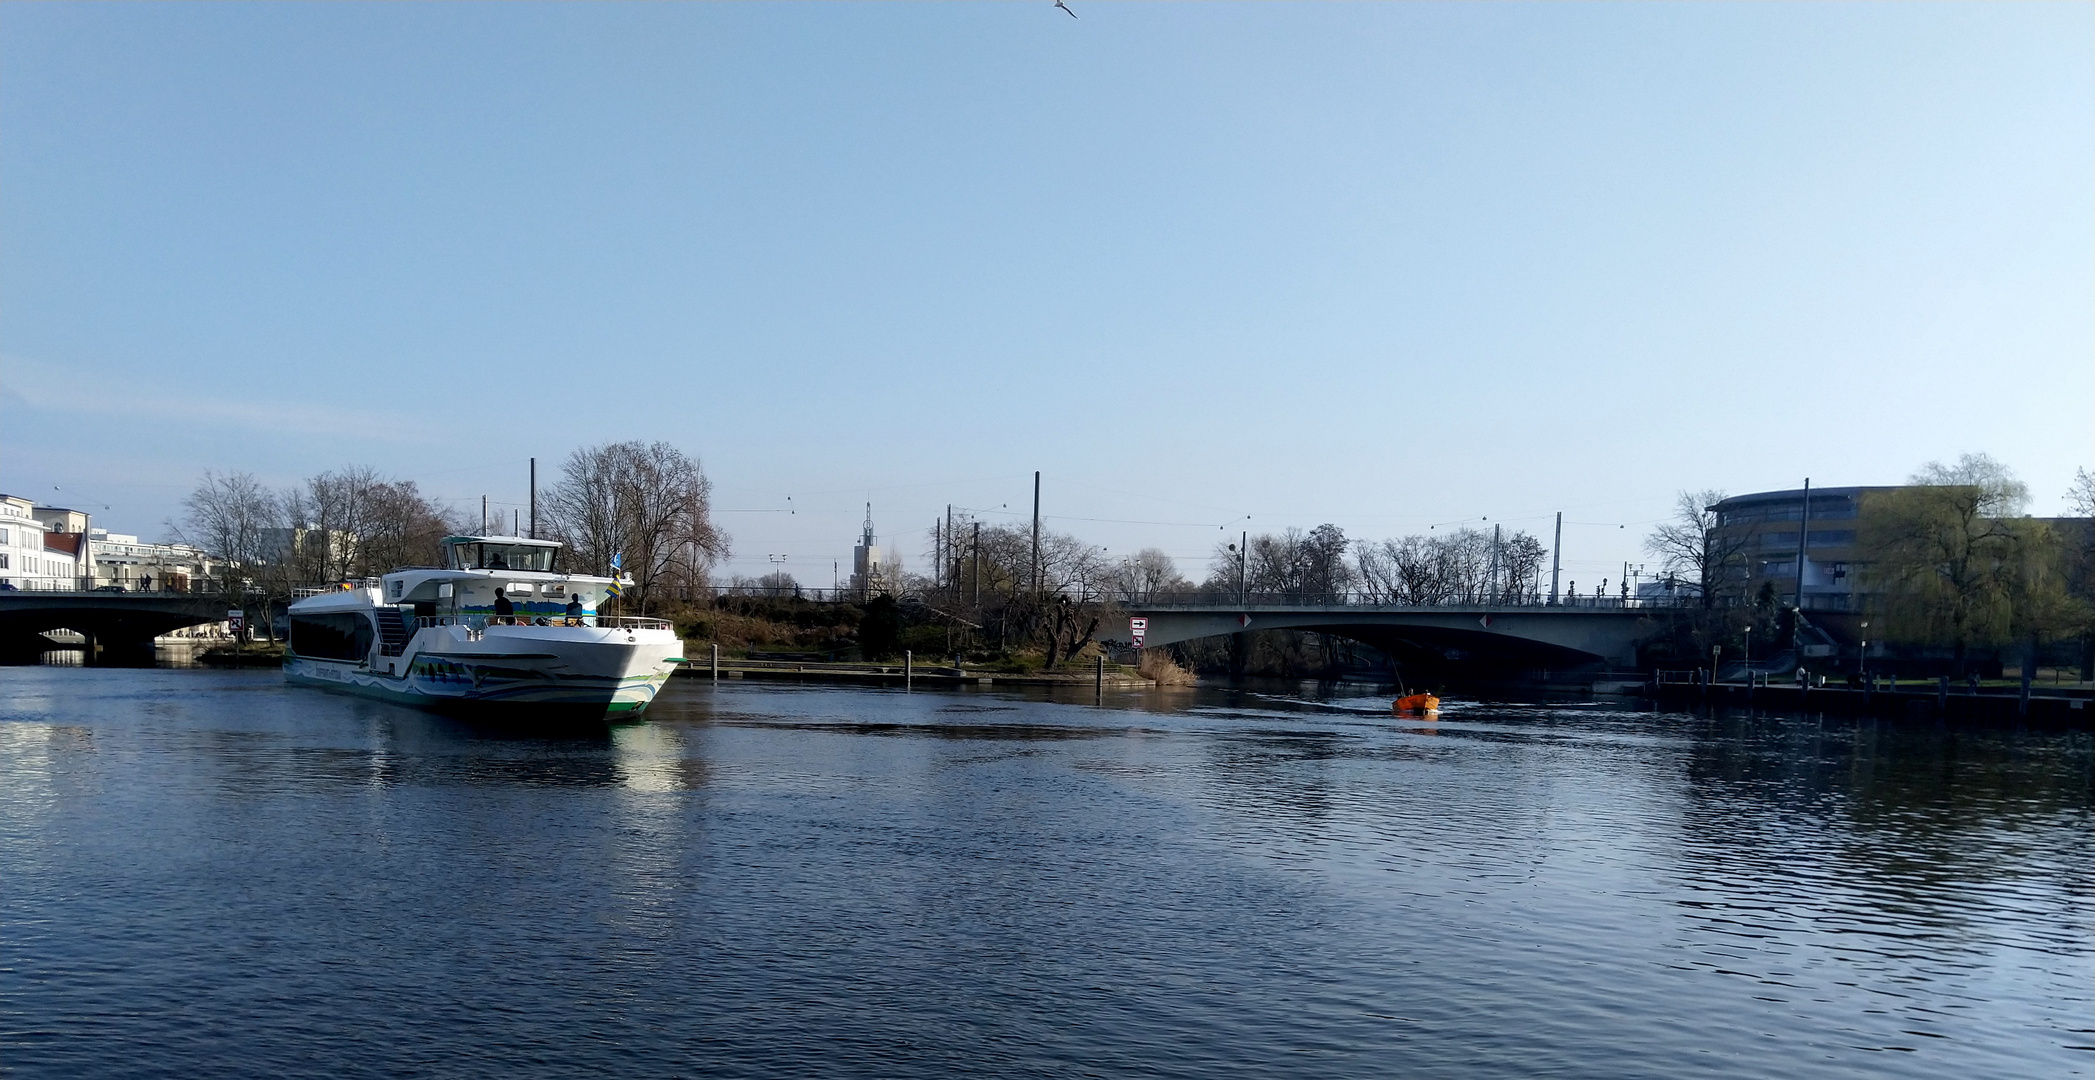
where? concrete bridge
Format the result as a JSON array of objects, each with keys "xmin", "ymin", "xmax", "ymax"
[
  {"xmin": 0, "ymin": 590, "xmax": 238, "ymax": 653},
  {"xmin": 1111, "ymin": 602, "xmax": 1689, "ymax": 672}
]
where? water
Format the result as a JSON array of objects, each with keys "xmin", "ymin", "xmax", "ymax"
[{"xmin": 2, "ymin": 668, "xmax": 2088, "ymax": 1079}]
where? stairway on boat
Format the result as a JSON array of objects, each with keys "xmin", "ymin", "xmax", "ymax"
[{"xmin": 375, "ymin": 607, "xmax": 412, "ymax": 657}]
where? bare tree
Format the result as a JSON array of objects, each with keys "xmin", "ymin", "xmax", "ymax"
[
  {"xmin": 1353, "ymin": 528, "xmax": 1545, "ymax": 605},
  {"xmin": 176, "ymin": 471, "xmax": 276, "ymax": 587},
  {"xmin": 541, "ymin": 441, "xmax": 729, "ymax": 609},
  {"xmin": 1644, "ymin": 489, "xmax": 1747, "ymax": 609},
  {"xmin": 1495, "ymin": 532, "xmax": 1547, "ymax": 603},
  {"xmin": 1109, "ymin": 547, "xmax": 1188, "ymax": 603},
  {"xmin": 1225, "ymin": 524, "xmax": 1357, "ymax": 601},
  {"xmin": 356, "ymin": 480, "xmax": 456, "ymax": 574}
]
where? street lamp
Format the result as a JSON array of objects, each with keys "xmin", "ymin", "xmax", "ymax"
[{"xmin": 1859, "ymin": 619, "xmax": 1870, "ymax": 686}]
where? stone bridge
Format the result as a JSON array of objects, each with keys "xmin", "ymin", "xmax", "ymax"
[
  {"xmin": 1111, "ymin": 602, "xmax": 1687, "ymax": 671},
  {"xmin": 0, "ymin": 591, "xmax": 237, "ymax": 651}
]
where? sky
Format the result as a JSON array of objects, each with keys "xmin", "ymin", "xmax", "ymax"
[{"xmin": 3, "ymin": 2, "xmax": 2089, "ymax": 591}]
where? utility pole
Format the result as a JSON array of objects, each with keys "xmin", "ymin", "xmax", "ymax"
[
  {"xmin": 529, "ymin": 458, "xmax": 537, "ymax": 540},
  {"xmin": 972, "ymin": 521, "xmax": 981, "ymax": 611},
  {"xmin": 946, "ymin": 505, "xmax": 955, "ymax": 593},
  {"xmin": 1491, "ymin": 524, "xmax": 1502, "ymax": 603},
  {"xmin": 1793, "ymin": 478, "xmax": 1811, "ymax": 610},
  {"xmin": 1793, "ymin": 478, "xmax": 1812, "ymax": 669},
  {"xmin": 934, "ymin": 518, "xmax": 941, "ymax": 589},
  {"xmin": 1550, "ymin": 512, "xmax": 1562, "ymax": 605},
  {"xmin": 481, "ymin": 495, "xmax": 488, "ymax": 534},
  {"xmin": 1240, "ymin": 530, "xmax": 1249, "ymax": 604},
  {"xmin": 1031, "ymin": 471, "xmax": 1041, "ymax": 598}
]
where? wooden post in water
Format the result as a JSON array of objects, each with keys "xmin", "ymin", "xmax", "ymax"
[
  {"xmin": 711, "ymin": 643, "xmax": 719, "ymax": 681},
  {"xmin": 1095, "ymin": 652, "xmax": 1104, "ymax": 696},
  {"xmin": 905, "ymin": 650, "xmax": 913, "ymax": 690}
]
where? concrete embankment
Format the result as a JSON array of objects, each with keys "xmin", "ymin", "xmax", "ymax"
[{"xmin": 1651, "ymin": 681, "xmax": 2091, "ymax": 727}]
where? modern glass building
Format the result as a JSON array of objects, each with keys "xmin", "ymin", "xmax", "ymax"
[{"xmin": 1707, "ymin": 486, "xmax": 1895, "ymax": 612}]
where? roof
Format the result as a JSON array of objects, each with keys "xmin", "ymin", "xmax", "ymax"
[
  {"xmin": 1708, "ymin": 486, "xmax": 1897, "ymax": 511},
  {"xmin": 440, "ymin": 535, "xmax": 562, "ymax": 548}
]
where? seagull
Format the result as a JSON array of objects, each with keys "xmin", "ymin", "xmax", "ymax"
[{"xmin": 1054, "ymin": 0, "xmax": 1077, "ymax": 17}]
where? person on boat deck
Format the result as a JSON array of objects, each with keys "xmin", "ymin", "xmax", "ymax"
[
  {"xmin": 565, "ymin": 594, "xmax": 583, "ymax": 626},
  {"xmin": 486, "ymin": 549, "xmax": 508, "ymax": 569},
  {"xmin": 493, "ymin": 587, "xmax": 514, "ymax": 623}
]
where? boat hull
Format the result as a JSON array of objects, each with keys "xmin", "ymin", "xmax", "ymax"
[{"xmin": 286, "ymin": 625, "xmax": 682, "ymax": 719}]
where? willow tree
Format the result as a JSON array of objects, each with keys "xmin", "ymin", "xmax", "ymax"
[
  {"xmin": 541, "ymin": 441, "xmax": 729, "ymax": 610},
  {"xmin": 1861, "ymin": 454, "xmax": 2079, "ymax": 671}
]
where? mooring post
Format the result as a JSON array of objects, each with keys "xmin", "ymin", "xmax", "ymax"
[
  {"xmin": 905, "ymin": 650, "xmax": 913, "ymax": 689},
  {"xmin": 1096, "ymin": 652, "xmax": 1104, "ymax": 695},
  {"xmin": 711, "ymin": 643, "xmax": 719, "ymax": 681}
]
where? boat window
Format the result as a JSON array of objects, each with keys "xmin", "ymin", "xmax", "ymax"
[
  {"xmin": 443, "ymin": 542, "xmax": 557, "ymax": 572},
  {"xmin": 289, "ymin": 613, "xmax": 373, "ymax": 662}
]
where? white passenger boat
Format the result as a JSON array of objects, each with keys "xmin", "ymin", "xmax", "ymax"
[{"xmin": 284, "ymin": 535, "xmax": 684, "ymax": 718}]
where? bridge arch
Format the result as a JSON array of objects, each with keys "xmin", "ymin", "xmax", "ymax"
[{"xmin": 0, "ymin": 592, "xmax": 239, "ymax": 652}]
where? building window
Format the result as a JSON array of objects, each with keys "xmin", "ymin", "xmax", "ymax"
[
  {"xmin": 1760, "ymin": 532, "xmax": 1799, "ymax": 549},
  {"xmin": 0, "ymin": 554, "xmax": 8, "ymax": 569},
  {"xmin": 1807, "ymin": 530, "xmax": 1855, "ymax": 547}
]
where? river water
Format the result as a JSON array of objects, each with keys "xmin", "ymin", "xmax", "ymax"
[{"xmin": 1, "ymin": 667, "xmax": 2088, "ymax": 1079}]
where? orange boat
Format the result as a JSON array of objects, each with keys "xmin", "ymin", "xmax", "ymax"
[{"xmin": 1393, "ymin": 693, "xmax": 1440, "ymax": 714}]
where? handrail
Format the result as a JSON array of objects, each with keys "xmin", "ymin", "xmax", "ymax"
[{"xmin": 411, "ymin": 614, "xmax": 672, "ymax": 631}]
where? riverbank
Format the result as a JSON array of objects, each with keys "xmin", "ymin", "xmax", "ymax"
[
  {"xmin": 198, "ymin": 642, "xmax": 286, "ymax": 667},
  {"xmin": 1651, "ymin": 679, "xmax": 2092, "ymax": 727}
]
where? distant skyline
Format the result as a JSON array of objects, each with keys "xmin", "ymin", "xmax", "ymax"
[{"xmin": 3, "ymin": 3, "xmax": 2088, "ymax": 587}]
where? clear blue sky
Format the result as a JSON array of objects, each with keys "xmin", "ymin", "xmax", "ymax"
[{"xmin": 3, "ymin": 2, "xmax": 2089, "ymax": 588}]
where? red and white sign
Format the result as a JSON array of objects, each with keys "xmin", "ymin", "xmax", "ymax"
[{"xmin": 1129, "ymin": 617, "xmax": 1147, "ymax": 647}]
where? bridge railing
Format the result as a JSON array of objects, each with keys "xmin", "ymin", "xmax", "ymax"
[
  {"xmin": 1130, "ymin": 591, "xmax": 1706, "ymax": 610},
  {"xmin": 0, "ymin": 578, "xmax": 338, "ymax": 597}
]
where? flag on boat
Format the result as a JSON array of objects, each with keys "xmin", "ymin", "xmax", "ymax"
[{"xmin": 607, "ymin": 553, "xmax": 625, "ymax": 597}]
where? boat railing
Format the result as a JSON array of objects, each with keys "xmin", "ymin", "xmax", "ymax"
[
  {"xmin": 292, "ymin": 579, "xmax": 382, "ymax": 598},
  {"xmin": 597, "ymin": 616, "xmax": 674, "ymax": 631},
  {"xmin": 413, "ymin": 614, "xmax": 674, "ymax": 632}
]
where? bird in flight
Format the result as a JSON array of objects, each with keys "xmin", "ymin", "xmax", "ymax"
[{"xmin": 1054, "ymin": 0, "xmax": 1077, "ymax": 18}]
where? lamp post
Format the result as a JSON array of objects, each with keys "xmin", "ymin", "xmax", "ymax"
[
  {"xmin": 1859, "ymin": 619, "xmax": 1870, "ymax": 686},
  {"xmin": 1743, "ymin": 625, "xmax": 1753, "ymax": 700}
]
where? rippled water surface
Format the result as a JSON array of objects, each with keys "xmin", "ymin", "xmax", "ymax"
[{"xmin": 2, "ymin": 668, "xmax": 2089, "ymax": 1078}]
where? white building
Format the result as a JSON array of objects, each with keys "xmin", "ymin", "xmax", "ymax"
[
  {"xmin": 0, "ymin": 494, "xmax": 84, "ymax": 589},
  {"xmin": 88, "ymin": 530, "xmax": 217, "ymax": 591}
]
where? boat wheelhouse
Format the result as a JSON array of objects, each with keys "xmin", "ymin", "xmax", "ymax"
[{"xmin": 284, "ymin": 535, "xmax": 683, "ymax": 718}]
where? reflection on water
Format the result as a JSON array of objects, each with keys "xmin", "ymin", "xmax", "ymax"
[{"xmin": 0, "ymin": 668, "xmax": 2087, "ymax": 1079}]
